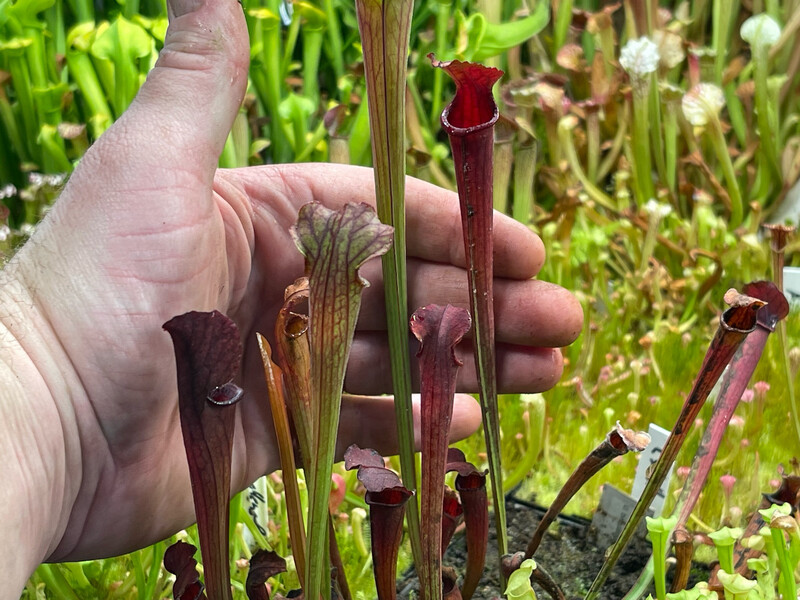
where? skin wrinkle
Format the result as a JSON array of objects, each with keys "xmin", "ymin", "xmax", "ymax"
[
  {"xmin": 57, "ymin": 429, "xmax": 192, "ymax": 561},
  {"xmin": 213, "ymin": 175, "xmax": 255, "ymax": 311},
  {"xmin": 0, "ymin": 287, "xmax": 86, "ymax": 562},
  {"xmin": 65, "ymin": 118, "xmax": 214, "ymax": 217},
  {"xmin": 1, "ymin": 373, "xmax": 56, "ymax": 580}
]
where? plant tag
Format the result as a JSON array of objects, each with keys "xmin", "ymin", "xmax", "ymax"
[
  {"xmin": 784, "ymin": 267, "xmax": 800, "ymax": 305},
  {"xmin": 631, "ymin": 423, "xmax": 673, "ymax": 516},
  {"xmin": 246, "ymin": 476, "xmax": 270, "ymax": 537},
  {"xmin": 590, "ymin": 484, "xmax": 651, "ymax": 546}
]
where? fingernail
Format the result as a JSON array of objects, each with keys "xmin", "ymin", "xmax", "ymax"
[{"xmin": 166, "ymin": 0, "xmax": 205, "ymax": 20}]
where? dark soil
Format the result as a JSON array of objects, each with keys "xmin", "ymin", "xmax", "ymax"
[{"xmin": 397, "ymin": 495, "xmax": 710, "ymax": 600}]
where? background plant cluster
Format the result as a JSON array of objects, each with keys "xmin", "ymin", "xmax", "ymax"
[{"xmin": 2, "ymin": 0, "xmax": 799, "ymax": 598}]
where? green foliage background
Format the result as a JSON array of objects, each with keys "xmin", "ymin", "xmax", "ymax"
[{"xmin": 2, "ymin": 0, "xmax": 799, "ymax": 598}]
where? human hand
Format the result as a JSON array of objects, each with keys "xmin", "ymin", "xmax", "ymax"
[{"xmin": 0, "ymin": 0, "xmax": 582, "ymax": 589}]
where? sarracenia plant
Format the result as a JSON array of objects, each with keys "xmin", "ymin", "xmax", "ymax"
[
  {"xmin": 269, "ymin": 277, "xmax": 357, "ymax": 600},
  {"xmin": 245, "ymin": 549, "xmax": 287, "ymax": 600},
  {"xmin": 525, "ymin": 423, "xmax": 651, "ymax": 559},
  {"xmin": 256, "ymin": 333, "xmax": 306, "ymax": 588},
  {"xmin": 585, "ymin": 290, "xmax": 765, "ymax": 600},
  {"xmin": 273, "ymin": 278, "xmax": 313, "ymax": 467},
  {"xmin": 735, "ymin": 472, "xmax": 800, "ymax": 571},
  {"xmin": 625, "ymin": 281, "xmax": 790, "ymax": 597},
  {"xmin": 353, "ymin": 0, "xmax": 421, "ymax": 563},
  {"xmin": 430, "ymin": 53, "xmax": 508, "ymax": 562},
  {"xmin": 164, "ymin": 540, "xmax": 206, "ymax": 600},
  {"xmin": 344, "ymin": 445, "xmax": 413, "ymax": 600},
  {"xmin": 446, "ymin": 448, "xmax": 489, "ymax": 600},
  {"xmin": 671, "ymin": 281, "xmax": 789, "ymax": 533},
  {"xmin": 291, "ymin": 202, "xmax": 393, "ymax": 600},
  {"xmin": 410, "ymin": 303, "xmax": 471, "ymax": 600},
  {"xmin": 163, "ymin": 310, "xmax": 244, "ymax": 600},
  {"xmin": 758, "ymin": 503, "xmax": 799, "ymax": 600},
  {"xmin": 343, "ymin": 442, "xmax": 490, "ymax": 600},
  {"xmin": 645, "ymin": 516, "xmax": 679, "ymax": 600}
]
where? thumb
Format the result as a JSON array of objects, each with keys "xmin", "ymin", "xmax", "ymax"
[
  {"xmin": 131, "ymin": 0, "xmax": 249, "ymax": 173},
  {"xmin": 4, "ymin": 0, "xmax": 250, "ymax": 391},
  {"xmin": 67, "ymin": 0, "xmax": 249, "ymax": 200}
]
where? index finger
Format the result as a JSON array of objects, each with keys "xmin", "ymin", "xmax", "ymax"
[{"xmin": 236, "ymin": 163, "xmax": 545, "ymax": 280}]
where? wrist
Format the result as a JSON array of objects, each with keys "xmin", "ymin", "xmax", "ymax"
[{"xmin": 0, "ymin": 268, "xmax": 83, "ymax": 597}]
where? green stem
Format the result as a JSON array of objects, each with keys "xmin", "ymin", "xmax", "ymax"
[
  {"xmin": 513, "ymin": 140, "xmax": 537, "ymax": 224},
  {"xmin": 348, "ymin": 94, "xmax": 372, "ymax": 165},
  {"xmin": 132, "ymin": 548, "xmax": 147, "ymax": 600},
  {"xmin": 621, "ymin": 558, "xmax": 654, "ymax": 600},
  {"xmin": 122, "ymin": 0, "xmax": 140, "ymax": 20},
  {"xmin": 647, "ymin": 75, "xmax": 666, "ymax": 187},
  {"xmin": 39, "ymin": 124, "xmax": 72, "ymax": 173},
  {"xmin": 631, "ymin": 85, "xmax": 655, "ymax": 204},
  {"xmin": 350, "ymin": 508, "xmax": 369, "ymax": 558},
  {"xmin": 302, "ymin": 27, "xmax": 324, "ymax": 106},
  {"xmin": 294, "ymin": 204, "xmax": 393, "ymax": 600},
  {"xmin": 249, "ymin": 8, "xmax": 291, "ymax": 163},
  {"xmin": 553, "ymin": 0, "xmax": 573, "ymax": 54},
  {"xmin": 263, "ymin": 11, "xmax": 290, "ymax": 162},
  {"xmin": 22, "ymin": 27, "xmax": 49, "ymax": 91},
  {"xmin": 503, "ymin": 398, "xmax": 544, "ymax": 491},
  {"xmin": 778, "ymin": 319, "xmax": 800, "ymax": 444},
  {"xmin": 493, "ymin": 137, "xmax": 513, "ymax": 215},
  {"xmin": 688, "ymin": 0, "xmax": 711, "ymax": 42},
  {"xmin": 296, "ymin": 120, "xmax": 328, "ymax": 162},
  {"xmin": 770, "ymin": 527, "xmax": 797, "ymax": 600},
  {"xmin": 711, "ymin": 0, "xmax": 724, "ymax": 84},
  {"xmin": 430, "ymin": 0, "xmax": 452, "ymax": 125},
  {"xmin": 663, "ymin": 99, "xmax": 678, "ymax": 197},
  {"xmin": 5, "ymin": 51, "xmax": 38, "ymax": 160},
  {"xmin": 90, "ymin": 54, "xmax": 115, "ymax": 114},
  {"xmin": 281, "ymin": 14, "xmax": 302, "ymax": 80},
  {"xmin": 354, "ymin": 0, "xmax": 421, "ymax": 570},
  {"xmin": 73, "ymin": 0, "xmax": 94, "ymax": 23},
  {"xmin": 36, "ymin": 565, "xmax": 81, "ymax": 600},
  {"xmin": 586, "ymin": 109, "xmax": 600, "ymax": 182},
  {"xmin": 219, "ymin": 132, "xmax": 239, "ymax": 169},
  {"xmin": 0, "ymin": 88, "xmax": 29, "ymax": 163},
  {"xmin": 321, "ymin": 0, "xmax": 344, "ymax": 80},
  {"xmin": 752, "ymin": 45, "xmax": 781, "ymax": 178},
  {"xmin": 66, "ymin": 50, "xmax": 113, "ymax": 137},
  {"xmin": 708, "ymin": 116, "xmax": 744, "ymax": 228},
  {"xmin": 0, "ymin": 126, "xmax": 14, "ymax": 183},
  {"xmin": 645, "ymin": 516, "xmax": 678, "ymax": 600},
  {"xmin": 46, "ymin": 2, "xmax": 66, "ymax": 71},
  {"xmin": 559, "ymin": 117, "xmax": 618, "ymax": 211},
  {"xmin": 723, "ymin": 82, "xmax": 747, "ymax": 147},
  {"xmin": 145, "ymin": 543, "xmax": 165, "ymax": 600}
]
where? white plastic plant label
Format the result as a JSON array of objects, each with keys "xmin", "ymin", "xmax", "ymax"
[
  {"xmin": 591, "ymin": 484, "xmax": 652, "ymax": 546},
  {"xmin": 784, "ymin": 267, "xmax": 800, "ymax": 305},
  {"xmin": 630, "ymin": 423, "xmax": 673, "ymax": 516}
]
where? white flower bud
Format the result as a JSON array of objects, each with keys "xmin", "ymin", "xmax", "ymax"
[
  {"xmin": 644, "ymin": 199, "xmax": 672, "ymax": 219},
  {"xmin": 619, "ymin": 37, "xmax": 660, "ymax": 77},
  {"xmin": 681, "ymin": 83, "xmax": 725, "ymax": 126},
  {"xmin": 0, "ymin": 184, "xmax": 16, "ymax": 200},
  {"xmin": 740, "ymin": 14, "xmax": 781, "ymax": 49}
]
